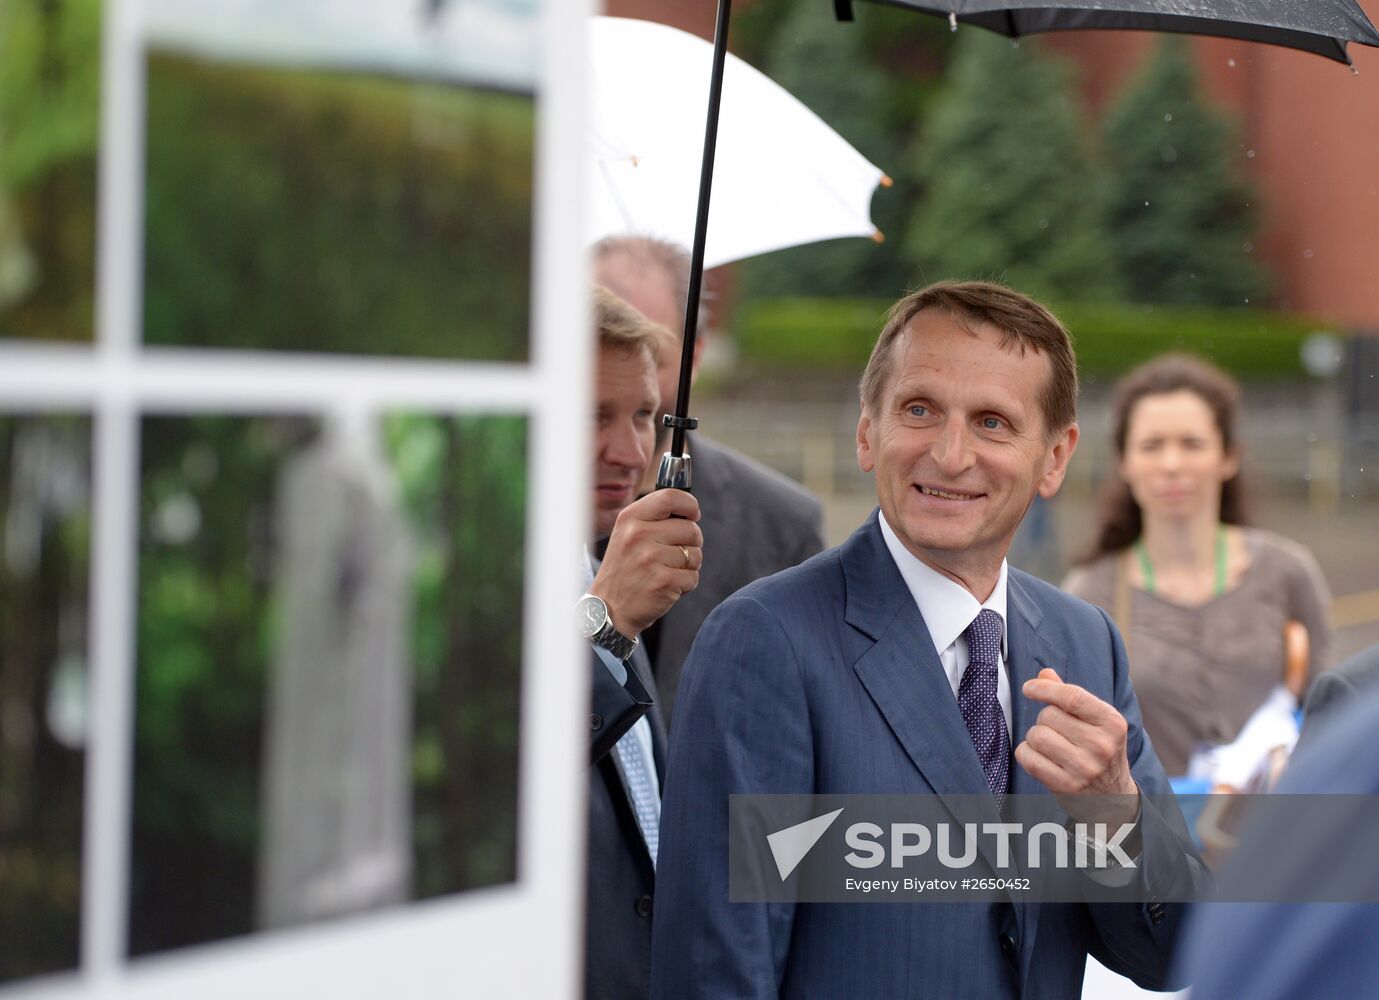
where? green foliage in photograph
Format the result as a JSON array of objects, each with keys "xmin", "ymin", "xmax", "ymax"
[
  {"xmin": 0, "ymin": 0, "xmax": 102, "ymax": 341},
  {"xmin": 143, "ymin": 54, "xmax": 534, "ymax": 360},
  {"xmin": 127, "ymin": 412, "xmax": 528, "ymax": 956},
  {"xmin": 1102, "ymin": 38, "xmax": 1270, "ymax": 307},
  {"xmin": 735, "ymin": 296, "xmax": 1323, "ymax": 379},
  {"xmin": 130, "ymin": 416, "xmax": 314, "ymax": 955},
  {"xmin": 384, "ymin": 414, "xmax": 527, "ymax": 898},
  {"xmin": 0, "ymin": 416, "xmax": 90, "ymax": 984},
  {"xmin": 905, "ymin": 32, "xmax": 1119, "ymax": 302}
]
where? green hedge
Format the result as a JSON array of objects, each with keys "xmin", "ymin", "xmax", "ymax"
[{"xmin": 734, "ymin": 297, "xmax": 1334, "ymax": 378}]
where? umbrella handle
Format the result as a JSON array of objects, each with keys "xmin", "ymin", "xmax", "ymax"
[
  {"xmin": 656, "ymin": 452, "xmax": 693, "ymax": 493},
  {"xmin": 669, "ymin": 0, "xmax": 733, "ymax": 463},
  {"xmin": 656, "ymin": 414, "xmax": 698, "ymax": 492}
]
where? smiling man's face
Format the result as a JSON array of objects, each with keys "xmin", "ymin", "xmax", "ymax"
[{"xmin": 856, "ymin": 308, "xmax": 1077, "ymax": 596}]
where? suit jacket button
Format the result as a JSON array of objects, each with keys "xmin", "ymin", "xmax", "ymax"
[
  {"xmin": 635, "ymin": 895, "xmax": 654, "ymax": 918},
  {"xmin": 590, "ymin": 714, "xmax": 603, "ymax": 731},
  {"xmin": 1000, "ymin": 933, "xmax": 1017, "ymax": 959}
]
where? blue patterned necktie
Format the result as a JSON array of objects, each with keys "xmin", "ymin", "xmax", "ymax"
[
  {"xmin": 959, "ymin": 608, "xmax": 1011, "ymax": 801},
  {"xmin": 614, "ymin": 732, "xmax": 659, "ymax": 866}
]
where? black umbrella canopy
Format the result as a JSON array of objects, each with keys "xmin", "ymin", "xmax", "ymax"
[{"xmin": 836, "ymin": 0, "xmax": 1379, "ymax": 64}]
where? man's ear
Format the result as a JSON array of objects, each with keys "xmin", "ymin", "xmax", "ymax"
[
  {"xmin": 1037, "ymin": 421, "xmax": 1079, "ymax": 499},
  {"xmin": 857, "ymin": 411, "xmax": 876, "ymax": 473}
]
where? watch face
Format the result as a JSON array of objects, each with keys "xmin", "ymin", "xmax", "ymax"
[{"xmin": 577, "ymin": 595, "xmax": 606, "ymax": 639}]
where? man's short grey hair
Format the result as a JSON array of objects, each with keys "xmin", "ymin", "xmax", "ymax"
[{"xmin": 591, "ymin": 235, "xmax": 713, "ymax": 337}]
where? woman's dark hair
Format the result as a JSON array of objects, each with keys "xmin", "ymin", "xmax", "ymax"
[{"xmin": 1080, "ymin": 353, "xmax": 1250, "ymax": 563}]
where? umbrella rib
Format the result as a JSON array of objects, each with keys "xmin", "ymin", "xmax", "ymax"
[
  {"xmin": 589, "ymin": 125, "xmax": 629, "ymax": 161},
  {"xmin": 596, "ymin": 158, "xmax": 639, "ymax": 233}
]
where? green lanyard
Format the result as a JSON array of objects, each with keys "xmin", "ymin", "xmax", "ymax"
[{"xmin": 1135, "ymin": 526, "xmax": 1228, "ymax": 597}]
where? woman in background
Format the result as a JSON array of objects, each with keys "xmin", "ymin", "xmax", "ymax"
[{"xmin": 1064, "ymin": 354, "xmax": 1331, "ymax": 776}]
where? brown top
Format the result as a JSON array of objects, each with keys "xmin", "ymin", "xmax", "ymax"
[{"xmin": 1063, "ymin": 529, "xmax": 1332, "ymax": 776}]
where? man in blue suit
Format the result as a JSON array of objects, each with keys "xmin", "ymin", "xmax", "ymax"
[{"xmin": 651, "ymin": 281, "xmax": 1205, "ymax": 999}]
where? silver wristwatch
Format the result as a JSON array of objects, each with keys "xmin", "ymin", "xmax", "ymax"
[{"xmin": 577, "ymin": 593, "xmax": 638, "ymax": 661}]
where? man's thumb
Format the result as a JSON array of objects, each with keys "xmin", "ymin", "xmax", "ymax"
[{"xmin": 1038, "ymin": 667, "xmax": 1063, "ymax": 683}]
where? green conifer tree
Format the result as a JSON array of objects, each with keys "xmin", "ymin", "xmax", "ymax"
[
  {"xmin": 1102, "ymin": 38, "xmax": 1270, "ymax": 306},
  {"xmin": 905, "ymin": 30, "xmax": 1118, "ymax": 302}
]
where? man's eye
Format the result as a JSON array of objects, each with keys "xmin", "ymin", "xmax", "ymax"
[
  {"xmin": 907, "ymin": 405, "xmax": 929, "ymax": 418},
  {"xmin": 981, "ymin": 417, "xmax": 1004, "ymax": 431}
]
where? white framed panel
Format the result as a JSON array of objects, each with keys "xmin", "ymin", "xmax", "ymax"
[{"xmin": 0, "ymin": 0, "xmax": 592, "ymax": 996}]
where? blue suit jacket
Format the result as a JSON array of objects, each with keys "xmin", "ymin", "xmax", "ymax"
[{"xmin": 652, "ymin": 512, "xmax": 1203, "ymax": 1000}]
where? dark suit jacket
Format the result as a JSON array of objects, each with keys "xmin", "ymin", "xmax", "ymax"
[
  {"xmin": 1179, "ymin": 680, "xmax": 1379, "ymax": 1000},
  {"xmin": 652, "ymin": 512, "xmax": 1205, "ymax": 1000},
  {"xmin": 651, "ymin": 433, "xmax": 824, "ymax": 725},
  {"xmin": 587, "ymin": 645, "xmax": 665, "ymax": 1000}
]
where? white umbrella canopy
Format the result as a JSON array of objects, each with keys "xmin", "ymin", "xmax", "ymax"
[{"xmin": 587, "ymin": 15, "xmax": 890, "ymax": 270}]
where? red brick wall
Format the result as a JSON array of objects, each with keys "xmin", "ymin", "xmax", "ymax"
[
  {"xmin": 603, "ymin": 0, "xmax": 716, "ymax": 39},
  {"xmin": 1050, "ymin": 31, "xmax": 1379, "ymax": 332}
]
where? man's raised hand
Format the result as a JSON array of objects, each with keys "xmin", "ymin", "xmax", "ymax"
[{"xmin": 1016, "ymin": 668, "xmax": 1140, "ymax": 826}]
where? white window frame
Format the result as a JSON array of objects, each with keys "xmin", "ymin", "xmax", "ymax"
[{"xmin": 0, "ymin": 0, "xmax": 591, "ymax": 996}]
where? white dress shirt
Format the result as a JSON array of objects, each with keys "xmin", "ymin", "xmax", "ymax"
[{"xmin": 878, "ymin": 511, "xmax": 1012, "ymax": 737}]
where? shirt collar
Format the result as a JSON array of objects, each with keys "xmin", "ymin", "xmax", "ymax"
[{"xmin": 878, "ymin": 510, "xmax": 1008, "ymax": 657}]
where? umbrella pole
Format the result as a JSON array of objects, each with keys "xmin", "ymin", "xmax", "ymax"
[{"xmin": 656, "ymin": 0, "xmax": 733, "ymax": 493}]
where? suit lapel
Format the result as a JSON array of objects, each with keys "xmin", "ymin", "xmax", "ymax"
[
  {"xmin": 1006, "ymin": 572, "xmax": 1055, "ymax": 797},
  {"xmin": 597, "ymin": 646, "xmax": 663, "ymax": 870},
  {"xmin": 850, "ymin": 617, "xmax": 995, "ymax": 804},
  {"xmin": 627, "ymin": 646, "xmax": 669, "ymax": 782},
  {"xmin": 842, "ymin": 515, "xmax": 1007, "ymax": 848}
]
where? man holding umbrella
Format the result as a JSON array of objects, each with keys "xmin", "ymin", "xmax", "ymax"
[
  {"xmin": 582, "ymin": 286, "xmax": 702, "ymax": 999},
  {"xmin": 594, "ymin": 235, "xmax": 826, "ymax": 725}
]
